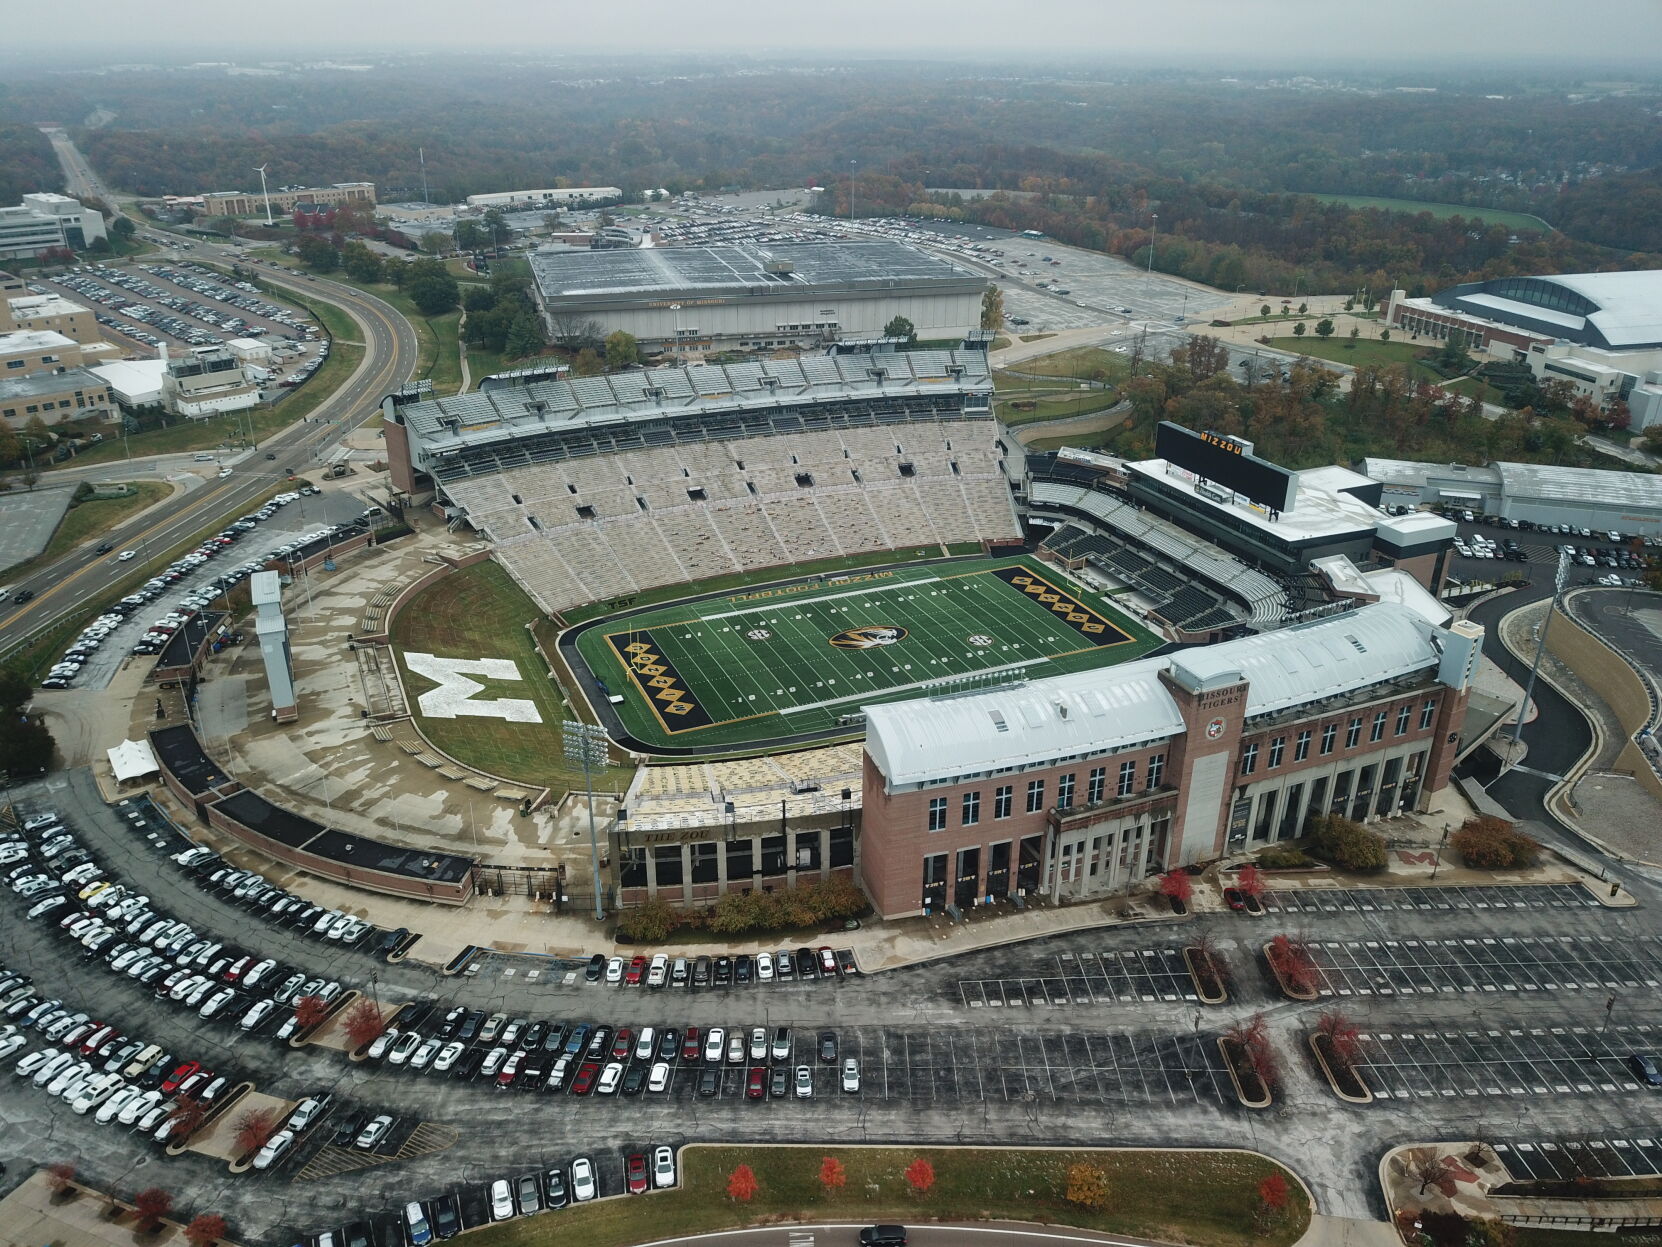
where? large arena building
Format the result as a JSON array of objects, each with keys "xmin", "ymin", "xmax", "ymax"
[
  {"xmin": 381, "ymin": 356, "xmax": 1488, "ymax": 917},
  {"xmin": 528, "ymin": 240, "xmax": 987, "ymax": 354}
]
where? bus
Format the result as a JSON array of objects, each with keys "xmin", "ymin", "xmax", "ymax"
[{"xmin": 1021, "ymin": 229, "xmax": 1045, "ymax": 239}]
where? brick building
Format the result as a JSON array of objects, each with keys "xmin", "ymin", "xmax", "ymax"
[{"xmin": 857, "ymin": 601, "xmax": 1481, "ymax": 920}]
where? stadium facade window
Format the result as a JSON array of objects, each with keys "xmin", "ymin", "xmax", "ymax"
[
  {"xmin": 961, "ymin": 791, "xmax": 981, "ymax": 826},
  {"xmin": 1240, "ymin": 742, "xmax": 1259, "ymax": 775},
  {"xmin": 1268, "ymin": 736, "xmax": 1285, "ymax": 769},
  {"xmin": 1321, "ymin": 724, "xmax": 1338, "ymax": 755},
  {"xmin": 619, "ymin": 851, "xmax": 647, "ymax": 888},
  {"xmin": 1346, "ymin": 718, "xmax": 1363, "ymax": 749},
  {"xmin": 1253, "ymin": 792, "xmax": 1276, "ymax": 841},
  {"xmin": 1025, "ymin": 779, "xmax": 1045, "ymax": 813},
  {"xmin": 829, "ymin": 826, "xmax": 854, "ymax": 869},
  {"xmin": 1420, "ymin": 698, "xmax": 1438, "ymax": 729},
  {"xmin": 690, "ymin": 843, "xmax": 719, "ymax": 884},
  {"xmin": 653, "ymin": 844, "xmax": 683, "ymax": 887},
  {"xmin": 725, "ymin": 840, "xmax": 753, "ymax": 878},
  {"xmin": 1146, "ymin": 753, "xmax": 1165, "ymax": 790},
  {"xmin": 994, "ymin": 785, "xmax": 1013, "ymax": 819},
  {"xmin": 1370, "ymin": 711, "xmax": 1387, "ymax": 743},
  {"xmin": 1294, "ymin": 729, "xmax": 1312, "ymax": 762},
  {"xmin": 687, "ymin": 487, "xmax": 706, "ymax": 501},
  {"xmin": 1117, "ymin": 760, "xmax": 1136, "ymax": 797},
  {"xmin": 898, "ymin": 462, "xmax": 916, "ymax": 477},
  {"xmin": 1279, "ymin": 783, "xmax": 1304, "ymax": 839},
  {"xmin": 794, "ymin": 830, "xmax": 821, "ymax": 870},
  {"xmin": 1395, "ymin": 705, "xmax": 1412, "ymax": 736},
  {"xmin": 927, "ymin": 797, "xmax": 948, "ymax": 832},
  {"xmin": 1017, "ymin": 835, "xmax": 1043, "ymax": 890},
  {"xmin": 575, "ymin": 504, "xmax": 595, "ymax": 520},
  {"xmin": 1087, "ymin": 767, "xmax": 1106, "ymax": 804},
  {"xmin": 1056, "ymin": 774, "xmax": 1075, "ymax": 809},
  {"xmin": 760, "ymin": 834, "xmax": 787, "ymax": 875}
]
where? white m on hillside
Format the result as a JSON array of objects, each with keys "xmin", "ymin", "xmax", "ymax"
[{"xmin": 403, "ymin": 651, "xmax": 544, "ymax": 723}]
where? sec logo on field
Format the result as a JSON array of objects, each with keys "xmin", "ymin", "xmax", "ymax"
[{"xmin": 1206, "ymin": 717, "xmax": 1226, "ymax": 740}]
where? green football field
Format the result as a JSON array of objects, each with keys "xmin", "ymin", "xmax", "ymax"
[{"xmin": 570, "ymin": 554, "xmax": 1163, "ymax": 752}]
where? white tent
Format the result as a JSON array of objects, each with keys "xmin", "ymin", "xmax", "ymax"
[{"xmin": 107, "ymin": 738, "xmax": 160, "ymax": 783}]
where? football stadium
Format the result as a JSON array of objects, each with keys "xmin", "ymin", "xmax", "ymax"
[{"xmin": 567, "ymin": 554, "xmax": 1160, "ymax": 751}]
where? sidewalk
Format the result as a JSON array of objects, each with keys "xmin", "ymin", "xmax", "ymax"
[{"xmin": 0, "ymin": 1170, "xmax": 242, "ymax": 1247}]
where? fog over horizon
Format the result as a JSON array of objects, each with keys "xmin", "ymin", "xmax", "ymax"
[{"xmin": 5, "ymin": 0, "xmax": 1662, "ymax": 66}]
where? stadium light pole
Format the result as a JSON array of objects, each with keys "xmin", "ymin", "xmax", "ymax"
[
  {"xmin": 1147, "ymin": 214, "xmax": 1156, "ymax": 277},
  {"xmin": 1508, "ymin": 548, "xmax": 1569, "ymax": 758},
  {"xmin": 849, "ymin": 160, "xmax": 857, "ymax": 226},
  {"xmin": 563, "ymin": 720, "xmax": 610, "ymax": 922}
]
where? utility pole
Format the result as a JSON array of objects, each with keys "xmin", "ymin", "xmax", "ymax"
[
  {"xmin": 563, "ymin": 720, "xmax": 610, "ymax": 922},
  {"xmin": 1508, "ymin": 548, "xmax": 1570, "ymax": 758},
  {"xmin": 419, "ymin": 148, "xmax": 431, "ymax": 207}
]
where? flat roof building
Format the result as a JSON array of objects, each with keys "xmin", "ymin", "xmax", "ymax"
[
  {"xmin": 0, "ymin": 194, "xmax": 106, "ymax": 259},
  {"xmin": 0, "ymin": 367, "xmax": 112, "ymax": 427},
  {"xmin": 466, "ymin": 187, "xmax": 622, "ymax": 209},
  {"xmin": 529, "ymin": 240, "xmax": 986, "ymax": 354},
  {"xmin": 0, "ymin": 329, "xmax": 85, "ymax": 376},
  {"xmin": 1363, "ymin": 456, "xmax": 1662, "ymax": 536},
  {"xmin": 194, "ymin": 183, "xmax": 375, "ymax": 219}
]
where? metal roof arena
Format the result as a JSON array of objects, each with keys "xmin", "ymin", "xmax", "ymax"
[
  {"xmin": 530, "ymin": 240, "xmax": 980, "ymax": 303},
  {"xmin": 864, "ymin": 601, "xmax": 1444, "ymax": 787},
  {"xmin": 1435, "ymin": 271, "xmax": 1662, "ymax": 351}
]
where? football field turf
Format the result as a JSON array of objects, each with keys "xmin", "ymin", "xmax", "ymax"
[{"xmin": 570, "ymin": 554, "xmax": 1162, "ymax": 752}]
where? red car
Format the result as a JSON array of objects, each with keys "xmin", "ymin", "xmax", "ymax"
[
  {"xmin": 571, "ymin": 1061, "xmax": 600, "ymax": 1096},
  {"xmin": 681, "ymin": 1027, "xmax": 701, "ymax": 1062},
  {"xmin": 1223, "ymin": 888, "xmax": 1246, "ymax": 911},
  {"xmin": 625, "ymin": 956, "xmax": 646, "ymax": 986},
  {"xmin": 746, "ymin": 1067, "xmax": 766, "ymax": 1100},
  {"xmin": 161, "ymin": 1060, "xmax": 200, "ymax": 1094},
  {"xmin": 224, "ymin": 956, "xmax": 251, "ymax": 982},
  {"xmin": 817, "ymin": 946, "xmax": 838, "ymax": 977},
  {"xmin": 496, "ymin": 1052, "xmax": 523, "ymax": 1088},
  {"xmin": 625, "ymin": 1152, "xmax": 649, "ymax": 1195},
  {"xmin": 611, "ymin": 1029, "xmax": 633, "ymax": 1060}
]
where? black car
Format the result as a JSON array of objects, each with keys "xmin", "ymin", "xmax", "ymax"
[
  {"xmin": 11, "ymin": 589, "xmax": 33, "ymax": 604},
  {"xmin": 1629, "ymin": 1053, "xmax": 1662, "ymax": 1086},
  {"xmin": 521, "ymin": 1021, "xmax": 546, "ymax": 1051},
  {"xmin": 622, "ymin": 1063, "xmax": 647, "ymax": 1095},
  {"xmin": 375, "ymin": 928, "xmax": 409, "ymax": 958},
  {"xmin": 455, "ymin": 1048, "xmax": 487, "ymax": 1081},
  {"xmin": 818, "ymin": 1031, "xmax": 838, "ymax": 1063},
  {"xmin": 515, "ymin": 1173, "xmax": 541, "ymax": 1216},
  {"xmin": 428, "ymin": 1193, "xmax": 461, "ymax": 1240},
  {"xmin": 860, "ymin": 1227, "xmax": 908, "ymax": 1247},
  {"xmin": 437, "ymin": 1006, "xmax": 465, "ymax": 1039},
  {"xmin": 457, "ymin": 1010, "xmax": 484, "ymax": 1043},
  {"xmin": 584, "ymin": 953, "xmax": 606, "ymax": 982},
  {"xmin": 332, "ymin": 1110, "xmax": 366, "ymax": 1146},
  {"xmin": 698, "ymin": 1066, "xmax": 720, "ymax": 1097},
  {"xmin": 714, "ymin": 955, "xmax": 732, "ymax": 984},
  {"xmin": 734, "ymin": 954, "xmax": 753, "ymax": 983},
  {"xmin": 586, "ymin": 1025, "xmax": 612, "ymax": 1059},
  {"xmin": 657, "ymin": 1028, "xmax": 679, "ymax": 1061},
  {"xmin": 265, "ymin": 452, "xmax": 277, "ymax": 460},
  {"xmin": 692, "ymin": 955, "xmax": 712, "ymax": 986},
  {"xmin": 401, "ymin": 1003, "xmax": 435, "ymax": 1033},
  {"xmin": 544, "ymin": 1168, "xmax": 568, "ymax": 1210},
  {"xmin": 796, "ymin": 948, "xmax": 818, "ymax": 978},
  {"xmin": 769, "ymin": 1066, "xmax": 789, "ymax": 1098},
  {"xmin": 95, "ymin": 543, "xmax": 115, "ymax": 555},
  {"xmin": 518, "ymin": 1061, "xmax": 547, "ymax": 1092}
]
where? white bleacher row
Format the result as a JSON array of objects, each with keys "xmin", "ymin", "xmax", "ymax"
[
  {"xmin": 1029, "ymin": 480, "xmax": 1288, "ymax": 626},
  {"xmin": 456, "ymin": 422, "xmax": 1020, "ymax": 616}
]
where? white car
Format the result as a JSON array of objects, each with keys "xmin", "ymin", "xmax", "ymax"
[
  {"xmin": 704, "ymin": 1027, "xmax": 726, "ymax": 1063},
  {"xmin": 71, "ymin": 1072, "xmax": 122, "ymax": 1113},
  {"xmin": 286, "ymin": 1097, "xmax": 325, "ymax": 1133},
  {"xmin": 0, "ymin": 1031, "xmax": 24, "ymax": 1061},
  {"xmin": 489, "ymin": 1179, "xmax": 515, "ymax": 1221},
  {"xmin": 646, "ymin": 953, "xmax": 668, "ymax": 988},
  {"xmin": 597, "ymin": 1061, "xmax": 623, "ymax": 1095},
  {"xmin": 652, "ymin": 1144, "xmax": 676, "ymax": 1189},
  {"xmin": 366, "ymin": 1030, "xmax": 399, "ymax": 1061},
  {"xmin": 120, "ymin": 1088, "xmax": 163, "ymax": 1126},
  {"xmin": 841, "ymin": 1057, "xmax": 861, "ymax": 1093},
  {"xmin": 117, "ymin": 550, "xmax": 136, "ymax": 561},
  {"xmin": 635, "ymin": 1027, "xmax": 656, "ymax": 1062},
  {"xmin": 387, "ymin": 1031, "xmax": 422, "ymax": 1066},
  {"xmin": 604, "ymin": 956, "xmax": 624, "ymax": 984},
  {"xmin": 756, "ymin": 955, "xmax": 774, "ymax": 983},
  {"xmin": 647, "ymin": 1060, "xmax": 671, "ymax": 1093},
  {"xmin": 569, "ymin": 1156, "xmax": 596, "ymax": 1202},
  {"xmin": 96, "ymin": 1084, "xmax": 142, "ymax": 1125},
  {"xmin": 794, "ymin": 1065, "xmax": 813, "ymax": 1099},
  {"xmin": 432, "ymin": 1041, "xmax": 464, "ymax": 1073},
  {"xmin": 239, "ymin": 1000, "xmax": 275, "ymax": 1031},
  {"xmin": 253, "ymin": 1130, "xmax": 294, "ymax": 1170}
]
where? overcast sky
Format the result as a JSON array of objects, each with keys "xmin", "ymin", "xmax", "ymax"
[{"xmin": 11, "ymin": 0, "xmax": 1662, "ymax": 62}]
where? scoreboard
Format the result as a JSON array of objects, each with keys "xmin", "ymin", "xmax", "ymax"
[{"xmin": 1154, "ymin": 421, "xmax": 1298, "ymax": 515}]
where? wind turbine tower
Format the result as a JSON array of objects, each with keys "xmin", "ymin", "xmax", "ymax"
[{"xmin": 254, "ymin": 164, "xmax": 274, "ymax": 225}]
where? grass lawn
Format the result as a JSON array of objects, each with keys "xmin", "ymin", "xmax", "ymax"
[
  {"xmin": 1013, "ymin": 346, "xmax": 1130, "ymax": 383},
  {"xmin": 1267, "ymin": 336, "xmax": 1442, "ymax": 378},
  {"xmin": 466, "ymin": 345, "xmax": 507, "ymax": 388},
  {"xmin": 1308, "ymin": 193, "xmax": 1551, "ymax": 232},
  {"xmin": 304, "ymin": 270, "xmax": 461, "ymax": 395},
  {"xmin": 390, "ymin": 560, "xmax": 631, "ymax": 792},
  {"xmin": 466, "ymin": 1144, "xmax": 1309, "ymax": 1247},
  {"xmin": 574, "ymin": 554, "xmax": 1161, "ymax": 752},
  {"xmin": 995, "ymin": 386, "xmax": 1121, "ymax": 426},
  {"xmin": 0, "ymin": 481, "xmax": 172, "ymax": 579}
]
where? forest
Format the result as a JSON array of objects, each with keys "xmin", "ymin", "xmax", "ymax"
[
  {"xmin": 0, "ymin": 57, "xmax": 1658, "ymax": 289},
  {"xmin": 0, "ymin": 124, "xmax": 62, "ymax": 206}
]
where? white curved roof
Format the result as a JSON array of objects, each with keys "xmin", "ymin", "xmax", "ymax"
[
  {"xmin": 863, "ymin": 602, "xmax": 1442, "ymax": 787},
  {"xmin": 1536, "ymin": 271, "xmax": 1662, "ymax": 349}
]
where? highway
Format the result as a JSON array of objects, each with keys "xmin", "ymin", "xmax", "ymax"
[{"xmin": 1, "ymin": 133, "xmax": 418, "ymax": 661}]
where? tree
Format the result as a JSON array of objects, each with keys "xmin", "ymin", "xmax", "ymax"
[
  {"xmin": 1268, "ymin": 934, "xmax": 1317, "ymax": 995},
  {"xmin": 726, "ymin": 1164, "xmax": 759, "ymax": 1202},
  {"xmin": 504, "ymin": 312, "xmax": 546, "ymax": 359},
  {"xmin": 232, "ymin": 1107, "xmax": 278, "ymax": 1156},
  {"xmin": 1158, "ymin": 868, "xmax": 1192, "ymax": 905},
  {"xmin": 165, "ymin": 1095, "xmax": 207, "ymax": 1143},
  {"xmin": 1380, "ymin": 328, "xmax": 1391, "ymax": 342},
  {"xmin": 133, "ymin": 1187, "xmax": 173, "ymax": 1231},
  {"xmin": 453, "ymin": 219, "xmax": 488, "ymax": 251},
  {"xmin": 0, "ymin": 422, "xmax": 22, "ymax": 467},
  {"xmin": 1260, "ymin": 304, "xmax": 1271, "ymax": 317},
  {"xmin": 1307, "ymin": 813, "xmax": 1387, "ymax": 871},
  {"xmin": 1314, "ymin": 318, "xmax": 1335, "ymax": 340},
  {"xmin": 1292, "ymin": 321, "xmax": 1306, "ymax": 337},
  {"xmin": 1316, "ymin": 1009, "xmax": 1362, "ymax": 1071},
  {"xmin": 1236, "ymin": 864, "xmax": 1264, "ymax": 899},
  {"xmin": 605, "ymin": 330, "xmax": 640, "ymax": 370},
  {"xmin": 1347, "ymin": 326, "xmax": 1360, "ymax": 348},
  {"xmin": 1065, "ymin": 1161, "xmax": 1109, "ymax": 1210},
  {"xmin": 1225, "ymin": 1012, "xmax": 1279, "ymax": 1086},
  {"xmin": 46, "ymin": 1161, "xmax": 76, "ymax": 1199},
  {"xmin": 405, "ymin": 258, "xmax": 460, "ymax": 317},
  {"xmin": 1297, "ymin": 302, "xmax": 1308, "ymax": 315},
  {"xmin": 572, "ymin": 347, "xmax": 604, "ymax": 377},
  {"xmin": 295, "ymin": 234, "xmax": 338, "ymax": 272},
  {"xmin": 343, "ymin": 999, "xmax": 386, "ymax": 1049},
  {"xmin": 419, "ymin": 230, "xmax": 455, "ymax": 256},
  {"xmin": 819, "ymin": 1155, "xmax": 847, "ymax": 1194},
  {"xmin": 111, "ymin": 216, "xmax": 136, "ymax": 240},
  {"xmin": 884, "ymin": 315, "xmax": 917, "ymax": 343},
  {"xmin": 1408, "ymin": 1152, "xmax": 1455, "ymax": 1197},
  {"xmin": 1451, "ymin": 815, "xmax": 1539, "ymax": 869},
  {"xmin": 904, "ymin": 1157, "xmax": 935, "ymax": 1196},
  {"xmin": 980, "ymin": 285, "xmax": 1005, "ymax": 331},
  {"xmin": 1259, "ymin": 1172, "xmax": 1290, "ymax": 1213},
  {"xmin": 185, "ymin": 1214, "xmax": 228, "ymax": 1247},
  {"xmin": 340, "ymin": 241, "xmax": 383, "ymax": 283},
  {"xmin": 293, "ymin": 994, "xmax": 328, "ymax": 1031}
]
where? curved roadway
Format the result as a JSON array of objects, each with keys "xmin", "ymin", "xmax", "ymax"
[{"xmin": 2, "ymin": 134, "xmax": 417, "ymax": 656}]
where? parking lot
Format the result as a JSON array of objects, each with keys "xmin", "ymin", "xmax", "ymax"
[
  {"xmin": 1494, "ymin": 1134, "xmax": 1662, "ymax": 1182},
  {"xmin": 1305, "ymin": 935, "xmax": 1662, "ymax": 998},
  {"xmin": 1257, "ymin": 884, "xmax": 1600, "ymax": 915},
  {"xmin": 1355, "ymin": 1020, "xmax": 1662, "ymax": 1100},
  {"xmin": 958, "ymin": 946, "xmax": 1198, "ymax": 1008}
]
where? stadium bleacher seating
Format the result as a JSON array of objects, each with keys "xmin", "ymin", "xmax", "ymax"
[{"xmin": 450, "ymin": 419, "xmax": 1021, "ymax": 616}]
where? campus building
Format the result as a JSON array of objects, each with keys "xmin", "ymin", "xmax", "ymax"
[
  {"xmin": 857, "ymin": 602, "xmax": 1481, "ymax": 919},
  {"xmin": 160, "ymin": 345, "xmax": 259, "ymax": 417},
  {"xmin": 1363, "ymin": 457, "xmax": 1662, "ymax": 537},
  {"xmin": 528, "ymin": 240, "xmax": 986, "ymax": 354},
  {"xmin": 0, "ymin": 193, "xmax": 106, "ymax": 259},
  {"xmin": 0, "ymin": 288, "xmax": 102, "ymax": 347},
  {"xmin": 466, "ymin": 187, "xmax": 623, "ymax": 209},
  {"xmin": 183, "ymin": 182, "xmax": 377, "ymax": 219},
  {"xmin": 0, "ymin": 368, "xmax": 113, "ymax": 428}
]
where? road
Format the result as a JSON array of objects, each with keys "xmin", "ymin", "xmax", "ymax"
[{"xmin": 0, "ymin": 135, "xmax": 418, "ymax": 661}]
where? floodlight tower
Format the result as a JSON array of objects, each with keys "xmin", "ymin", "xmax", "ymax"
[{"xmin": 254, "ymin": 164, "xmax": 274, "ymax": 225}]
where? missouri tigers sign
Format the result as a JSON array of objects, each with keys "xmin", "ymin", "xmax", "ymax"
[{"xmin": 828, "ymin": 625, "xmax": 909, "ymax": 650}]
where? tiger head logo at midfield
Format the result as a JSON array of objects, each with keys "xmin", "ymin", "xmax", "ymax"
[{"xmin": 829, "ymin": 625, "xmax": 909, "ymax": 649}]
